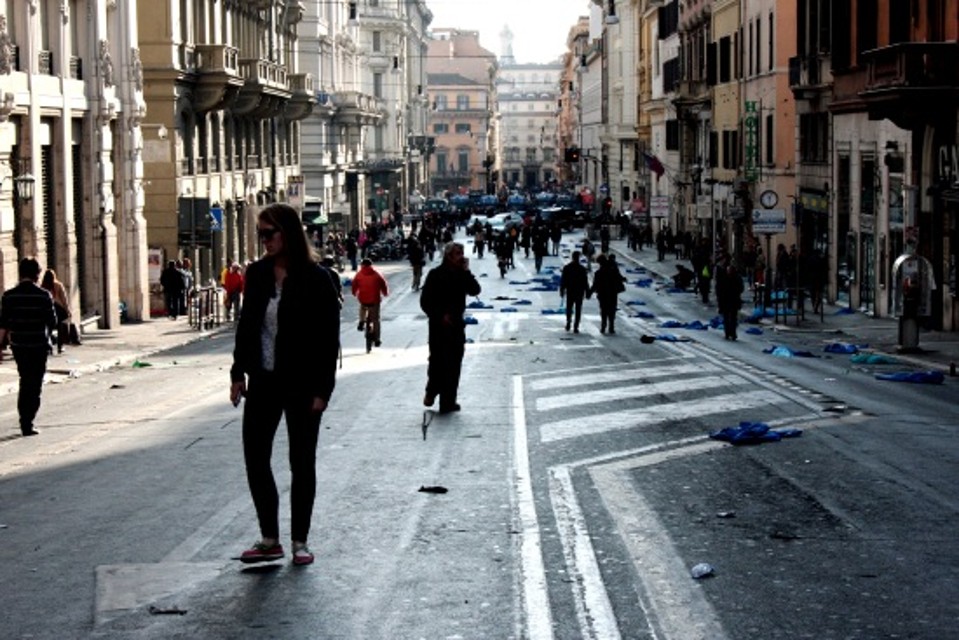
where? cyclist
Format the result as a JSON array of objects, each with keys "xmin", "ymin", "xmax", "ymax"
[{"xmin": 350, "ymin": 258, "xmax": 389, "ymax": 347}]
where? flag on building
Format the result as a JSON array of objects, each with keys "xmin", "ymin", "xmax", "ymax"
[{"xmin": 643, "ymin": 152, "xmax": 665, "ymax": 181}]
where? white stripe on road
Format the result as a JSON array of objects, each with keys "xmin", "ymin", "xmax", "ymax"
[
  {"xmin": 590, "ymin": 443, "xmax": 730, "ymax": 640},
  {"xmin": 513, "ymin": 375, "xmax": 554, "ymax": 640},
  {"xmin": 539, "ymin": 389, "xmax": 783, "ymax": 443},
  {"xmin": 534, "ymin": 374, "xmax": 748, "ymax": 412},
  {"xmin": 528, "ymin": 362, "xmax": 719, "ymax": 391},
  {"xmin": 550, "ymin": 466, "xmax": 622, "ymax": 640}
]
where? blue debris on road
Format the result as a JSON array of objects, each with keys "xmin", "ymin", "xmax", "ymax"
[{"xmin": 709, "ymin": 421, "xmax": 803, "ymax": 445}]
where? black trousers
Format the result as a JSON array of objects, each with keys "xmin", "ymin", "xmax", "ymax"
[
  {"xmin": 426, "ymin": 325, "xmax": 465, "ymax": 409},
  {"xmin": 565, "ymin": 295, "xmax": 584, "ymax": 329},
  {"xmin": 598, "ymin": 297, "xmax": 617, "ymax": 332},
  {"xmin": 242, "ymin": 372, "xmax": 323, "ymax": 543},
  {"xmin": 13, "ymin": 347, "xmax": 47, "ymax": 432}
]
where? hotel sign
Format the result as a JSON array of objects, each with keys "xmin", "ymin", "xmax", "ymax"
[{"xmin": 744, "ymin": 101, "xmax": 759, "ymax": 182}]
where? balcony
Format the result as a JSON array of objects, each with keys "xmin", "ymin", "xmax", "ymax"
[
  {"xmin": 193, "ymin": 44, "xmax": 244, "ymax": 112},
  {"xmin": 233, "ymin": 58, "xmax": 293, "ymax": 117},
  {"xmin": 859, "ymin": 42, "xmax": 959, "ymax": 129},
  {"xmin": 331, "ymin": 90, "xmax": 381, "ymax": 126},
  {"xmin": 284, "ymin": 73, "xmax": 317, "ymax": 121},
  {"xmin": 788, "ymin": 54, "xmax": 828, "ymax": 100}
]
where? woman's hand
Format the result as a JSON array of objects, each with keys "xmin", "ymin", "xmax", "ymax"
[
  {"xmin": 230, "ymin": 381, "xmax": 246, "ymax": 407},
  {"xmin": 311, "ymin": 397, "xmax": 328, "ymax": 414}
]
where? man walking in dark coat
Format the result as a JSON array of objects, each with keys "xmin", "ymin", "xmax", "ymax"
[
  {"xmin": 0, "ymin": 258, "xmax": 58, "ymax": 436},
  {"xmin": 560, "ymin": 250, "xmax": 590, "ymax": 333},
  {"xmin": 420, "ymin": 242, "xmax": 481, "ymax": 414}
]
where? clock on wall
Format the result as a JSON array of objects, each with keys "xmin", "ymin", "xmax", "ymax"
[{"xmin": 759, "ymin": 189, "xmax": 779, "ymax": 209}]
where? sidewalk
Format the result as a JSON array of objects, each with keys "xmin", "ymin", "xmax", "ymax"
[
  {"xmin": 607, "ymin": 238, "xmax": 959, "ymax": 375},
  {"xmin": 0, "ymin": 317, "xmax": 230, "ymax": 397}
]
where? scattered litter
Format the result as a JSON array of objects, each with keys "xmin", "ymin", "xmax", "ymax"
[
  {"xmin": 834, "ymin": 307, "xmax": 856, "ymax": 315},
  {"xmin": 513, "ymin": 299, "xmax": 533, "ymax": 305},
  {"xmin": 763, "ymin": 345, "xmax": 818, "ymax": 358},
  {"xmin": 655, "ymin": 334, "xmax": 692, "ymax": 342},
  {"xmin": 824, "ymin": 342, "xmax": 860, "ymax": 354},
  {"xmin": 632, "ymin": 311, "xmax": 656, "ymax": 319},
  {"xmin": 418, "ymin": 485, "xmax": 448, "ymax": 494},
  {"xmin": 541, "ymin": 308, "xmax": 566, "ymax": 315},
  {"xmin": 109, "ymin": 384, "xmax": 125, "ymax": 389},
  {"xmin": 131, "ymin": 359, "xmax": 152, "ymax": 368},
  {"xmin": 0, "ymin": 524, "xmax": 8, "ymax": 529},
  {"xmin": 639, "ymin": 335, "xmax": 655, "ymax": 344},
  {"xmin": 149, "ymin": 605, "xmax": 187, "ymax": 616},
  {"xmin": 690, "ymin": 563, "xmax": 715, "ymax": 579},
  {"xmin": 493, "ymin": 295, "xmax": 516, "ymax": 300},
  {"xmin": 624, "ymin": 300, "xmax": 647, "ymax": 306},
  {"xmin": 500, "ymin": 307, "xmax": 518, "ymax": 313},
  {"xmin": 508, "ymin": 280, "xmax": 530, "ymax": 285},
  {"xmin": 632, "ymin": 278, "xmax": 654, "ymax": 288},
  {"xmin": 770, "ymin": 530, "xmax": 801, "ymax": 541},
  {"xmin": 709, "ymin": 421, "xmax": 803, "ymax": 445},
  {"xmin": 850, "ymin": 353, "xmax": 898, "ymax": 365},
  {"xmin": 467, "ymin": 300, "xmax": 494, "ymax": 309},
  {"xmin": 463, "ymin": 316, "xmax": 478, "ymax": 325},
  {"xmin": 716, "ymin": 511, "xmax": 736, "ymax": 519},
  {"xmin": 745, "ymin": 327, "xmax": 763, "ymax": 335},
  {"xmin": 875, "ymin": 370, "xmax": 945, "ymax": 384}
]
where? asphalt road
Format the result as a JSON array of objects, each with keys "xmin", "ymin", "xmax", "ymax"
[{"xmin": 1, "ymin": 230, "xmax": 956, "ymax": 639}]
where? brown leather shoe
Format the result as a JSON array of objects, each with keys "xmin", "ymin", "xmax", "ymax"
[{"xmin": 423, "ymin": 392, "xmax": 436, "ymax": 407}]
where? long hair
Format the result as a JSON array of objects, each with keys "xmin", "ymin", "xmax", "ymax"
[
  {"xmin": 258, "ymin": 203, "xmax": 317, "ymax": 270},
  {"xmin": 41, "ymin": 269, "xmax": 56, "ymax": 291}
]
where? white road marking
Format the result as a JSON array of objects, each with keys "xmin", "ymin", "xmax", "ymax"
[
  {"xmin": 539, "ymin": 389, "xmax": 784, "ymax": 443},
  {"xmin": 513, "ymin": 375, "xmax": 554, "ymax": 640},
  {"xmin": 590, "ymin": 444, "xmax": 730, "ymax": 640},
  {"xmin": 528, "ymin": 362, "xmax": 718, "ymax": 391},
  {"xmin": 535, "ymin": 374, "xmax": 747, "ymax": 411},
  {"xmin": 550, "ymin": 466, "xmax": 622, "ymax": 640}
]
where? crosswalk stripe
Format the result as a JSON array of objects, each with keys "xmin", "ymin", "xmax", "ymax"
[
  {"xmin": 534, "ymin": 374, "xmax": 748, "ymax": 412},
  {"xmin": 528, "ymin": 362, "xmax": 718, "ymax": 391},
  {"xmin": 539, "ymin": 389, "xmax": 783, "ymax": 443}
]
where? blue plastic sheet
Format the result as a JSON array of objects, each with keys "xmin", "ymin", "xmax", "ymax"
[
  {"xmin": 745, "ymin": 327, "xmax": 764, "ymax": 335},
  {"xmin": 500, "ymin": 307, "xmax": 518, "ymax": 313},
  {"xmin": 763, "ymin": 345, "xmax": 819, "ymax": 358},
  {"xmin": 849, "ymin": 353, "xmax": 898, "ymax": 365},
  {"xmin": 463, "ymin": 316, "xmax": 478, "ymax": 325},
  {"xmin": 875, "ymin": 370, "xmax": 945, "ymax": 384},
  {"xmin": 709, "ymin": 421, "xmax": 803, "ymax": 445},
  {"xmin": 467, "ymin": 300, "xmax": 494, "ymax": 309},
  {"xmin": 824, "ymin": 342, "xmax": 860, "ymax": 354}
]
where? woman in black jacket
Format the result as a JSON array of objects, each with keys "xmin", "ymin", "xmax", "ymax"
[{"xmin": 230, "ymin": 203, "xmax": 341, "ymax": 566}]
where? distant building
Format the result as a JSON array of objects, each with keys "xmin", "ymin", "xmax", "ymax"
[{"xmin": 425, "ymin": 30, "xmax": 498, "ymax": 198}]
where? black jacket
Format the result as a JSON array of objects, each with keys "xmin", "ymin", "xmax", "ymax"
[
  {"xmin": 420, "ymin": 264, "xmax": 481, "ymax": 329},
  {"xmin": 230, "ymin": 257, "xmax": 340, "ymax": 401},
  {"xmin": 560, "ymin": 261, "xmax": 590, "ymax": 298}
]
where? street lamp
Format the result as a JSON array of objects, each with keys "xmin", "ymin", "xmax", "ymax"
[
  {"xmin": 704, "ymin": 177, "xmax": 718, "ymax": 262},
  {"xmin": 14, "ymin": 168, "xmax": 35, "ymax": 204}
]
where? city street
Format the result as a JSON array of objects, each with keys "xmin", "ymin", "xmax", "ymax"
[{"xmin": 1, "ymin": 229, "xmax": 958, "ymax": 639}]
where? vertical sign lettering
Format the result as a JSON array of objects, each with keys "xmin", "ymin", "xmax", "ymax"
[{"xmin": 744, "ymin": 101, "xmax": 759, "ymax": 182}]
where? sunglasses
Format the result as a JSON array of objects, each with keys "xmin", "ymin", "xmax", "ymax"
[{"xmin": 257, "ymin": 227, "xmax": 279, "ymax": 241}]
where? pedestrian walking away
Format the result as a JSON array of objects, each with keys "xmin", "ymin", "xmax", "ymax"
[
  {"xmin": 715, "ymin": 263, "xmax": 744, "ymax": 340},
  {"xmin": 350, "ymin": 257, "xmax": 389, "ymax": 347},
  {"xmin": 407, "ymin": 236, "xmax": 426, "ymax": 291},
  {"xmin": 222, "ymin": 262, "xmax": 245, "ymax": 322},
  {"xmin": 589, "ymin": 254, "xmax": 626, "ymax": 334},
  {"xmin": 560, "ymin": 250, "xmax": 590, "ymax": 333},
  {"xmin": 160, "ymin": 260, "xmax": 185, "ymax": 320},
  {"xmin": 0, "ymin": 258, "xmax": 58, "ymax": 436},
  {"xmin": 40, "ymin": 269, "xmax": 71, "ymax": 354},
  {"xmin": 420, "ymin": 242, "xmax": 481, "ymax": 414},
  {"xmin": 229, "ymin": 203, "xmax": 341, "ymax": 567}
]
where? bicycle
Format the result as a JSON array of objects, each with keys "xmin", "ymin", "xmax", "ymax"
[{"xmin": 360, "ymin": 303, "xmax": 381, "ymax": 353}]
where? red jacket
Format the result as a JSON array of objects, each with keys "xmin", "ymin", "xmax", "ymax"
[
  {"xmin": 350, "ymin": 265, "xmax": 389, "ymax": 305},
  {"xmin": 223, "ymin": 270, "xmax": 244, "ymax": 296}
]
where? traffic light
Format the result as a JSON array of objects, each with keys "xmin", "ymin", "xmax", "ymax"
[{"xmin": 564, "ymin": 147, "xmax": 581, "ymax": 163}]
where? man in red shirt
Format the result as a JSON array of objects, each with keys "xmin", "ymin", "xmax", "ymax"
[{"xmin": 350, "ymin": 258, "xmax": 389, "ymax": 346}]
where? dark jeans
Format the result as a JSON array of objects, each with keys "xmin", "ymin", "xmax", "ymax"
[
  {"xmin": 242, "ymin": 371, "xmax": 323, "ymax": 543},
  {"xmin": 13, "ymin": 347, "xmax": 47, "ymax": 432},
  {"xmin": 598, "ymin": 297, "xmax": 617, "ymax": 333},
  {"xmin": 565, "ymin": 295, "xmax": 584, "ymax": 330},
  {"xmin": 426, "ymin": 324, "xmax": 465, "ymax": 409},
  {"xmin": 165, "ymin": 292, "xmax": 181, "ymax": 318}
]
